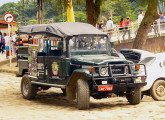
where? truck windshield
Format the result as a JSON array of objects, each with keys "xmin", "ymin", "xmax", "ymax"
[{"xmin": 70, "ymin": 35, "xmax": 110, "ymax": 56}]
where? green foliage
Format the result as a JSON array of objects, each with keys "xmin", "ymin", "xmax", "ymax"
[
  {"xmin": 28, "ymin": 19, "xmax": 37, "ymax": 24},
  {"xmin": 100, "ymin": 0, "xmax": 147, "ymax": 24},
  {"xmin": 0, "ymin": 2, "xmax": 20, "ymax": 21},
  {"xmin": 0, "ymin": 0, "xmax": 148, "ymax": 26}
]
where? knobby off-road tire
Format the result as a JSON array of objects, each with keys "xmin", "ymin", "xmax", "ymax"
[
  {"xmin": 150, "ymin": 80, "xmax": 165, "ymax": 101},
  {"xmin": 126, "ymin": 87, "xmax": 141, "ymax": 105},
  {"xmin": 21, "ymin": 74, "xmax": 37, "ymax": 100},
  {"xmin": 77, "ymin": 79, "xmax": 90, "ymax": 110}
]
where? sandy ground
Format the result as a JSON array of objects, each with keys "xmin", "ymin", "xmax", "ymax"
[{"xmin": 0, "ymin": 73, "xmax": 165, "ymax": 120}]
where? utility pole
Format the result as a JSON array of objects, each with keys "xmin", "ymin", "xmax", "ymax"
[{"xmin": 163, "ymin": 0, "xmax": 164, "ymax": 13}]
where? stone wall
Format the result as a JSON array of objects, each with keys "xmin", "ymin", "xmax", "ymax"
[{"xmin": 114, "ymin": 36, "xmax": 165, "ymax": 53}]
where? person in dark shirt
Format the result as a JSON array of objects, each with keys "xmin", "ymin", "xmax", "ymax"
[
  {"xmin": 0, "ymin": 32, "xmax": 3, "ymax": 54},
  {"xmin": 99, "ymin": 19, "xmax": 104, "ymax": 31},
  {"xmin": 15, "ymin": 37, "xmax": 20, "ymax": 67}
]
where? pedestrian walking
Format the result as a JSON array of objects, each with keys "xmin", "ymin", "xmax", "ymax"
[
  {"xmin": 99, "ymin": 19, "xmax": 104, "ymax": 31},
  {"xmin": 138, "ymin": 11, "xmax": 144, "ymax": 26},
  {"xmin": 118, "ymin": 17, "xmax": 124, "ymax": 41},
  {"xmin": 0, "ymin": 32, "xmax": 3, "ymax": 54},
  {"xmin": 160, "ymin": 13, "xmax": 165, "ymax": 30},
  {"xmin": 106, "ymin": 17, "xmax": 114, "ymax": 40},
  {"xmin": 123, "ymin": 17, "xmax": 132, "ymax": 40},
  {"xmin": 11, "ymin": 31, "xmax": 18, "ymax": 56},
  {"xmin": 160, "ymin": 13, "xmax": 164, "ymax": 21},
  {"xmin": 3, "ymin": 33, "xmax": 10, "ymax": 59},
  {"xmin": 135, "ymin": 11, "xmax": 144, "ymax": 34},
  {"xmin": 119, "ymin": 17, "xmax": 124, "ymax": 31},
  {"xmin": 153, "ymin": 20, "xmax": 159, "ymax": 36},
  {"xmin": 1, "ymin": 34, "xmax": 5, "ymax": 54},
  {"xmin": 15, "ymin": 36, "xmax": 19, "ymax": 67},
  {"xmin": 96, "ymin": 23, "xmax": 100, "ymax": 30}
]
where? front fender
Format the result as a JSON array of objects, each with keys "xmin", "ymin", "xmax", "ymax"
[
  {"xmin": 67, "ymin": 69, "xmax": 91, "ymax": 86},
  {"xmin": 141, "ymin": 77, "xmax": 165, "ymax": 91},
  {"xmin": 66, "ymin": 69, "xmax": 92, "ymax": 100}
]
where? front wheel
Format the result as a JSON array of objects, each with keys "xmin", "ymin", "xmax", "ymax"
[
  {"xmin": 77, "ymin": 79, "xmax": 90, "ymax": 110},
  {"xmin": 150, "ymin": 80, "xmax": 165, "ymax": 101},
  {"xmin": 126, "ymin": 87, "xmax": 141, "ymax": 105},
  {"xmin": 21, "ymin": 74, "xmax": 37, "ymax": 99}
]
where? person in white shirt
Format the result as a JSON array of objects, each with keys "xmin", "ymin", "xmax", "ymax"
[
  {"xmin": 135, "ymin": 11, "xmax": 144, "ymax": 34},
  {"xmin": 11, "ymin": 31, "xmax": 17, "ymax": 55},
  {"xmin": 106, "ymin": 17, "xmax": 114, "ymax": 40},
  {"xmin": 12, "ymin": 31, "xmax": 17, "ymax": 42},
  {"xmin": 3, "ymin": 33, "xmax": 10, "ymax": 59},
  {"xmin": 138, "ymin": 11, "xmax": 144, "ymax": 26}
]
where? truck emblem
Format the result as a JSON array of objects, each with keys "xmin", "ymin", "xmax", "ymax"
[
  {"xmin": 112, "ymin": 69, "xmax": 121, "ymax": 72},
  {"xmin": 52, "ymin": 62, "xmax": 58, "ymax": 76}
]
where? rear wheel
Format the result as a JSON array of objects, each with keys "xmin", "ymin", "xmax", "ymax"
[
  {"xmin": 150, "ymin": 80, "xmax": 165, "ymax": 101},
  {"xmin": 126, "ymin": 87, "xmax": 141, "ymax": 105},
  {"xmin": 77, "ymin": 79, "xmax": 90, "ymax": 110},
  {"xmin": 21, "ymin": 74, "xmax": 37, "ymax": 99}
]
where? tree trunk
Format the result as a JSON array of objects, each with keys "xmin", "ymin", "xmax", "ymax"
[
  {"xmin": 133, "ymin": 0, "xmax": 159, "ymax": 49},
  {"xmin": 86, "ymin": 0, "xmax": 101, "ymax": 26},
  {"xmin": 22, "ymin": 0, "xmax": 24, "ymax": 22},
  {"xmin": 37, "ymin": 0, "xmax": 44, "ymax": 24}
]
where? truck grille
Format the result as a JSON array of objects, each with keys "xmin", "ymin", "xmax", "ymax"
[{"xmin": 111, "ymin": 66, "xmax": 125, "ymax": 75}]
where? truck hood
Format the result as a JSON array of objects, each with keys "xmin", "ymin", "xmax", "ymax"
[{"xmin": 71, "ymin": 55, "xmax": 131, "ymax": 66}]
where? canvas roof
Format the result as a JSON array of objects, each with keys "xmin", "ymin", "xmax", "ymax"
[{"xmin": 18, "ymin": 22, "xmax": 106, "ymax": 38}]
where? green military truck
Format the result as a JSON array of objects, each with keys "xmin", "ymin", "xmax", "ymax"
[{"xmin": 17, "ymin": 22, "xmax": 147, "ymax": 109}]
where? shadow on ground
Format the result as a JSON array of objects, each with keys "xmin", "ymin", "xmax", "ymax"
[{"xmin": 26, "ymin": 90, "xmax": 154, "ymax": 110}]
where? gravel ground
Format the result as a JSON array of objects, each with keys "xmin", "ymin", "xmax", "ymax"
[{"xmin": 0, "ymin": 73, "xmax": 165, "ymax": 120}]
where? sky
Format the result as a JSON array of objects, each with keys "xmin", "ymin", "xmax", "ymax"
[{"xmin": 0, "ymin": 0, "xmax": 19, "ymax": 7}]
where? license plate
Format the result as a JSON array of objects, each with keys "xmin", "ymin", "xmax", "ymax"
[{"xmin": 98, "ymin": 85, "xmax": 113, "ymax": 91}]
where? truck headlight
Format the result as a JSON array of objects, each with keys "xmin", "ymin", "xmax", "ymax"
[
  {"xmin": 135, "ymin": 76, "xmax": 146, "ymax": 83},
  {"xmin": 99, "ymin": 67, "xmax": 109, "ymax": 76}
]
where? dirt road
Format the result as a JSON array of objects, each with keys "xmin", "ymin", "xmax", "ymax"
[{"xmin": 0, "ymin": 73, "xmax": 165, "ymax": 120}]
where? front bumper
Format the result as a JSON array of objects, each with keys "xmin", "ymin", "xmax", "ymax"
[
  {"xmin": 91, "ymin": 64, "xmax": 147, "ymax": 92},
  {"xmin": 95, "ymin": 82, "xmax": 147, "ymax": 92}
]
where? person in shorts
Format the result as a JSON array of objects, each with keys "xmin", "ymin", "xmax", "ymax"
[{"xmin": 3, "ymin": 33, "xmax": 10, "ymax": 59}]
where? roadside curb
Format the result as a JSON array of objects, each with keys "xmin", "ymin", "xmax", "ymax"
[
  {"xmin": 0, "ymin": 69, "xmax": 18, "ymax": 74},
  {"xmin": 0, "ymin": 57, "xmax": 18, "ymax": 74},
  {"xmin": 0, "ymin": 57, "xmax": 17, "ymax": 66}
]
